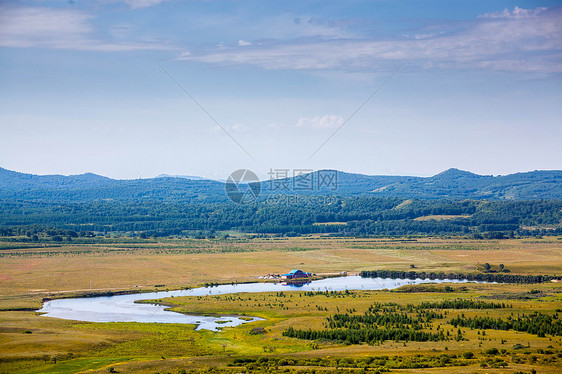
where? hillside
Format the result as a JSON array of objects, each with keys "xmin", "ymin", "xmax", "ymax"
[
  {"xmin": 0, "ymin": 167, "xmax": 226, "ymax": 202},
  {"xmin": 1, "ymin": 167, "xmax": 561, "ymax": 238},
  {"xmin": 266, "ymin": 168, "xmax": 562, "ymax": 200},
  {"xmin": 0, "ymin": 167, "xmax": 561, "ymax": 201},
  {"xmin": 365, "ymin": 168, "xmax": 562, "ymax": 199}
]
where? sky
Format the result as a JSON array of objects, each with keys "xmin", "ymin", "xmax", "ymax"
[{"xmin": 1, "ymin": 0, "xmax": 561, "ymax": 180}]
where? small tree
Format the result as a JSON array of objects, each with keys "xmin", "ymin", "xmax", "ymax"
[
  {"xmin": 483, "ymin": 263, "xmax": 491, "ymax": 272},
  {"xmin": 462, "ymin": 351, "xmax": 474, "ymax": 359}
]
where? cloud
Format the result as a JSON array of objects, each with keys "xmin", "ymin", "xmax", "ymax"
[
  {"xmin": 0, "ymin": 6, "xmax": 171, "ymax": 51},
  {"xmin": 238, "ymin": 40, "xmax": 253, "ymax": 46},
  {"xmin": 179, "ymin": 7, "xmax": 562, "ymax": 73},
  {"xmin": 231, "ymin": 124, "xmax": 249, "ymax": 133},
  {"xmin": 296, "ymin": 115, "xmax": 344, "ymax": 129},
  {"xmin": 121, "ymin": 0, "xmax": 168, "ymax": 9},
  {"xmin": 479, "ymin": 6, "xmax": 547, "ymax": 19}
]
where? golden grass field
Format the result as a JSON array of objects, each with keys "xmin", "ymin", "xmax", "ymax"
[{"xmin": 0, "ymin": 236, "xmax": 560, "ymax": 373}]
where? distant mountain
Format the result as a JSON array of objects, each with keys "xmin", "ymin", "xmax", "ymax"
[
  {"xmin": 157, "ymin": 174, "xmax": 226, "ymax": 183},
  {"xmin": 262, "ymin": 168, "xmax": 562, "ymax": 199},
  {"xmin": 157, "ymin": 174, "xmax": 205, "ymax": 180},
  {"xmin": 0, "ymin": 167, "xmax": 560, "ymax": 201},
  {"xmin": 0, "ymin": 167, "xmax": 226, "ymax": 202},
  {"xmin": 0, "ymin": 167, "xmax": 113, "ymax": 191},
  {"xmin": 364, "ymin": 168, "xmax": 562, "ymax": 199}
]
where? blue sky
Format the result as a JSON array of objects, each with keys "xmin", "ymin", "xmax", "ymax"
[{"xmin": 1, "ymin": 0, "xmax": 561, "ymax": 179}]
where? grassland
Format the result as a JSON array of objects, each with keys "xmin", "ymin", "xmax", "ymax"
[
  {"xmin": 413, "ymin": 215, "xmax": 472, "ymax": 221},
  {"xmin": 0, "ymin": 236, "xmax": 560, "ymax": 373}
]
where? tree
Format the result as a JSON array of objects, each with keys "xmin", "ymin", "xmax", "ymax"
[
  {"xmin": 462, "ymin": 351, "xmax": 474, "ymax": 359},
  {"xmin": 484, "ymin": 263, "xmax": 491, "ymax": 272}
]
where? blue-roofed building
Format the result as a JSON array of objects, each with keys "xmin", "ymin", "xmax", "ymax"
[{"xmin": 281, "ymin": 269, "xmax": 311, "ymax": 280}]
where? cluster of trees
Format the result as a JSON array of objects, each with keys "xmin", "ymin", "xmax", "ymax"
[
  {"xmin": 283, "ymin": 297, "xmax": 558, "ymax": 345},
  {"xmin": 415, "ymin": 299, "xmax": 510, "ymax": 310},
  {"xmin": 283, "ymin": 326, "xmax": 446, "ymax": 344},
  {"xmin": 450, "ymin": 312, "xmax": 562, "ymax": 338},
  {"xmin": 301, "ymin": 290, "xmax": 353, "ymax": 298},
  {"xmin": 326, "ymin": 311, "xmax": 443, "ymax": 331},
  {"xmin": 284, "ymin": 301, "xmax": 456, "ymax": 344},
  {"xmin": 0, "ymin": 197, "xmax": 560, "ymax": 238},
  {"xmin": 232, "ymin": 353, "xmax": 473, "ymax": 371},
  {"xmin": 360, "ymin": 270, "xmax": 560, "ymax": 284}
]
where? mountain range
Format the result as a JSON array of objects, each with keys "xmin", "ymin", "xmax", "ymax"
[{"xmin": 0, "ymin": 167, "xmax": 560, "ymax": 201}]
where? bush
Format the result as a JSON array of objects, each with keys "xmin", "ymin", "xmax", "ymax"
[
  {"xmin": 462, "ymin": 351, "xmax": 474, "ymax": 359},
  {"xmin": 249, "ymin": 327, "xmax": 266, "ymax": 335},
  {"xmin": 439, "ymin": 355, "xmax": 451, "ymax": 365},
  {"xmin": 484, "ymin": 347, "xmax": 499, "ymax": 355}
]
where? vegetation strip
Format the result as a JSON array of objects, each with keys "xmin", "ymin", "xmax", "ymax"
[{"xmin": 361, "ymin": 269, "xmax": 561, "ymax": 284}]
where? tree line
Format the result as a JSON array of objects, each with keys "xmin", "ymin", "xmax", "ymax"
[
  {"xmin": 360, "ymin": 270, "xmax": 560, "ymax": 284},
  {"xmin": 450, "ymin": 312, "xmax": 562, "ymax": 337},
  {"xmin": 0, "ymin": 197, "xmax": 560, "ymax": 238}
]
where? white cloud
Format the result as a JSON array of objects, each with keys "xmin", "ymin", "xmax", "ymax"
[
  {"xmin": 121, "ymin": 0, "xmax": 168, "ymax": 9},
  {"xmin": 0, "ymin": 7, "xmax": 92, "ymax": 47},
  {"xmin": 296, "ymin": 115, "xmax": 344, "ymax": 129},
  {"xmin": 0, "ymin": 6, "xmax": 171, "ymax": 51},
  {"xmin": 234, "ymin": 14, "xmax": 352, "ymax": 41},
  {"xmin": 479, "ymin": 6, "xmax": 547, "ymax": 19},
  {"xmin": 231, "ymin": 124, "xmax": 249, "ymax": 133},
  {"xmin": 179, "ymin": 7, "xmax": 562, "ymax": 74},
  {"xmin": 238, "ymin": 40, "xmax": 253, "ymax": 46},
  {"xmin": 413, "ymin": 33, "xmax": 437, "ymax": 40}
]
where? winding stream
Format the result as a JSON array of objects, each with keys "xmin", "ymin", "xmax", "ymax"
[{"xmin": 38, "ymin": 276, "xmax": 473, "ymax": 330}]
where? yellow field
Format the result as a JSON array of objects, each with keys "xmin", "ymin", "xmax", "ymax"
[
  {"xmin": 413, "ymin": 215, "xmax": 472, "ymax": 221},
  {"xmin": 0, "ymin": 236, "xmax": 560, "ymax": 373},
  {"xmin": 1, "ymin": 237, "xmax": 560, "ymax": 297}
]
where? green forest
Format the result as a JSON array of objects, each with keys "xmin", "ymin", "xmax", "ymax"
[
  {"xmin": 1, "ymin": 167, "xmax": 561, "ymax": 239},
  {"xmin": 0, "ymin": 197, "xmax": 561, "ymax": 239}
]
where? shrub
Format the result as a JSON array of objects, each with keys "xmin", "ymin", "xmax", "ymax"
[
  {"xmin": 439, "ymin": 355, "xmax": 451, "ymax": 365},
  {"xmin": 250, "ymin": 327, "xmax": 266, "ymax": 335},
  {"xmin": 462, "ymin": 351, "xmax": 474, "ymax": 359},
  {"xmin": 485, "ymin": 347, "xmax": 499, "ymax": 355}
]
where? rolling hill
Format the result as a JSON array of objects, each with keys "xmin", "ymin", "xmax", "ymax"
[{"xmin": 0, "ymin": 167, "xmax": 561, "ymax": 201}]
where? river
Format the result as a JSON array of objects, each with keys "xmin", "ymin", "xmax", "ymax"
[{"xmin": 38, "ymin": 276, "xmax": 473, "ymax": 330}]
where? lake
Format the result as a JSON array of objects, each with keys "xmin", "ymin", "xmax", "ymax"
[{"xmin": 38, "ymin": 276, "xmax": 473, "ymax": 330}]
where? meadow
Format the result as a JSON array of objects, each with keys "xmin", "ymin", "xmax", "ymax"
[{"xmin": 0, "ymin": 236, "xmax": 560, "ymax": 373}]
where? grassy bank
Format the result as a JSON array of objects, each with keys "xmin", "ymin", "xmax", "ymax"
[{"xmin": 0, "ymin": 236, "xmax": 560, "ymax": 373}]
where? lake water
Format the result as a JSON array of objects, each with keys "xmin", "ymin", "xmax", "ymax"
[{"xmin": 38, "ymin": 276, "xmax": 472, "ymax": 330}]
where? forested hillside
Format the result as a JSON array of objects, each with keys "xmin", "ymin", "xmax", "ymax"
[
  {"xmin": 1, "ymin": 167, "xmax": 560, "ymax": 239},
  {"xmin": 1, "ymin": 167, "xmax": 561, "ymax": 201},
  {"xmin": 0, "ymin": 197, "xmax": 560, "ymax": 239}
]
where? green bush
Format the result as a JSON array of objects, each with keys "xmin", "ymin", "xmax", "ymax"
[
  {"xmin": 484, "ymin": 347, "xmax": 499, "ymax": 355},
  {"xmin": 462, "ymin": 351, "xmax": 474, "ymax": 359}
]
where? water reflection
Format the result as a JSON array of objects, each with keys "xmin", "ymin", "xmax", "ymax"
[{"xmin": 38, "ymin": 276, "xmax": 471, "ymax": 330}]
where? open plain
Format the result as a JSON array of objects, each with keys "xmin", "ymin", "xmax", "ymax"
[{"xmin": 0, "ymin": 236, "xmax": 561, "ymax": 373}]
